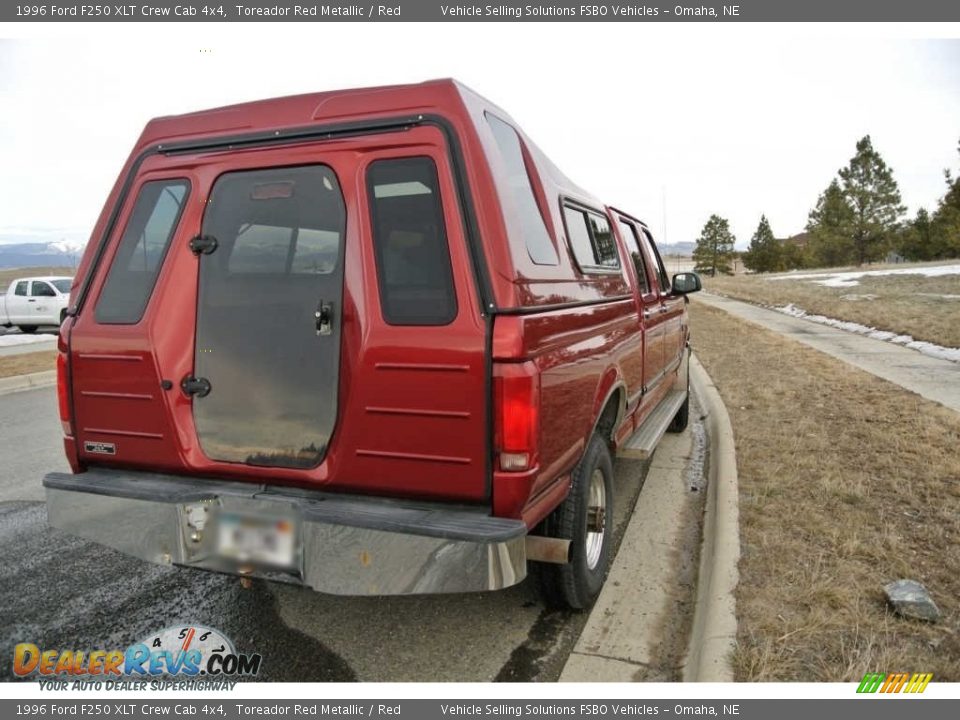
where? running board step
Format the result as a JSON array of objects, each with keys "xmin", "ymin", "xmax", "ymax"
[{"xmin": 617, "ymin": 390, "xmax": 688, "ymax": 460}]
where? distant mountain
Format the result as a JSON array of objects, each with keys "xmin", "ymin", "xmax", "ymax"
[
  {"xmin": 658, "ymin": 241, "xmax": 695, "ymax": 256},
  {"xmin": 0, "ymin": 242, "xmax": 86, "ymax": 269}
]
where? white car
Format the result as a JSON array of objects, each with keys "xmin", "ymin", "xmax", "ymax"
[{"xmin": 0, "ymin": 276, "xmax": 73, "ymax": 333}]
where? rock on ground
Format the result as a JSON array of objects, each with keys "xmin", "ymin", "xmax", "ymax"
[{"xmin": 884, "ymin": 579, "xmax": 941, "ymax": 622}]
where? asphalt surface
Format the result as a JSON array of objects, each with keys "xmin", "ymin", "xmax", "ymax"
[{"xmin": 0, "ymin": 386, "xmax": 653, "ymax": 682}]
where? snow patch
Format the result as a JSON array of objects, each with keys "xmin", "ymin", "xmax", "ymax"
[
  {"xmin": 774, "ymin": 304, "xmax": 960, "ymax": 363},
  {"xmin": 0, "ymin": 334, "xmax": 57, "ymax": 348},
  {"xmin": 46, "ymin": 240, "xmax": 86, "ymax": 255},
  {"xmin": 769, "ymin": 263, "xmax": 960, "ymax": 288}
]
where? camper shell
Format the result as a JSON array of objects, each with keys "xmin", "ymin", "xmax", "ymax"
[{"xmin": 44, "ymin": 79, "xmax": 700, "ymax": 608}]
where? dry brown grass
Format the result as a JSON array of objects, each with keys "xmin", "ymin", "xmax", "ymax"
[
  {"xmin": 0, "ymin": 266, "xmax": 74, "ymax": 293},
  {"xmin": 705, "ymin": 260, "xmax": 960, "ymax": 348},
  {"xmin": 0, "ymin": 351, "xmax": 57, "ymax": 378},
  {"xmin": 689, "ymin": 303, "xmax": 960, "ymax": 681}
]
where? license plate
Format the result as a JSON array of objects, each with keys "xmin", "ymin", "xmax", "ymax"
[{"xmin": 216, "ymin": 512, "xmax": 297, "ymax": 568}]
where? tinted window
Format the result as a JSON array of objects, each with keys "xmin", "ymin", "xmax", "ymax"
[
  {"xmin": 51, "ymin": 279, "xmax": 72, "ymax": 294},
  {"xmin": 617, "ymin": 220, "xmax": 651, "ymax": 294},
  {"xmin": 564, "ymin": 205, "xmax": 621, "ymax": 272},
  {"xmin": 563, "ymin": 207, "xmax": 595, "ymax": 270},
  {"xmin": 14, "ymin": 281, "xmax": 27, "ymax": 296},
  {"xmin": 589, "ymin": 213, "xmax": 619, "ymax": 268},
  {"xmin": 485, "ymin": 113, "xmax": 558, "ymax": 265},
  {"xmin": 642, "ymin": 228, "xmax": 670, "ymax": 292},
  {"xmin": 95, "ymin": 180, "xmax": 189, "ymax": 324},
  {"xmin": 367, "ymin": 157, "xmax": 457, "ymax": 325},
  {"xmin": 228, "ymin": 224, "xmax": 293, "ymax": 274},
  {"xmin": 31, "ymin": 281, "xmax": 56, "ymax": 297},
  {"xmin": 194, "ymin": 164, "xmax": 347, "ymax": 469}
]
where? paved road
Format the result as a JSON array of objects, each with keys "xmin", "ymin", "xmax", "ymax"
[
  {"xmin": 695, "ymin": 293, "xmax": 960, "ymax": 414},
  {"xmin": 0, "ymin": 387, "xmax": 657, "ymax": 682}
]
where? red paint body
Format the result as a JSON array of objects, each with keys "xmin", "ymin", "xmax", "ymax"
[{"xmin": 58, "ymin": 79, "xmax": 688, "ymax": 529}]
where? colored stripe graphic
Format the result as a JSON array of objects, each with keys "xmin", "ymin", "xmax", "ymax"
[
  {"xmin": 904, "ymin": 673, "xmax": 933, "ymax": 693},
  {"xmin": 857, "ymin": 672, "xmax": 932, "ymax": 694},
  {"xmin": 857, "ymin": 672, "xmax": 885, "ymax": 693}
]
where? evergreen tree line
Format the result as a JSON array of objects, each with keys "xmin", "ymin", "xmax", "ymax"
[{"xmin": 692, "ymin": 136, "xmax": 960, "ymax": 276}]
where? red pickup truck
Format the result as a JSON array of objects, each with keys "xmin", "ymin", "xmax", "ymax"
[{"xmin": 44, "ymin": 79, "xmax": 701, "ymax": 609}]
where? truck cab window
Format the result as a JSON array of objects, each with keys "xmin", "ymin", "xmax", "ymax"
[
  {"xmin": 617, "ymin": 219, "xmax": 651, "ymax": 294},
  {"xmin": 563, "ymin": 205, "xmax": 621, "ymax": 272},
  {"xmin": 14, "ymin": 281, "xmax": 27, "ymax": 296},
  {"xmin": 31, "ymin": 281, "xmax": 56, "ymax": 297}
]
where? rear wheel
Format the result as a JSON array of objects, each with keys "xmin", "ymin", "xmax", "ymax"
[
  {"xmin": 18, "ymin": 325, "xmax": 38, "ymax": 334},
  {"xmin": 538, "ymin": 432, "xmax": 614, "ymax": 610}
]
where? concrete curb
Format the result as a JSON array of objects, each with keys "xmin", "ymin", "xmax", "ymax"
[
  {"xmin": 683, "ymin": 353, "xmax": 740, "ymax": 682},
  {"xmin": 0, "ymin": 370, "xmax": 56, "ymax": 396}
]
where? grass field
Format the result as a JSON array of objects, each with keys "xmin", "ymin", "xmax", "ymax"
[
  {"xmin": 689, "ymin": 302, "xmax": 960, "ymax": 681},
  {"xmin": 704, "ymin": 260, "xmax": 960, "ymax": 349},
  {"xmin": 0, "ymin": 350, "xmax": 57, "ymax": 379},
  {"xmin": 0, "ymin": 266, "xmax": 75, "ymax": 293}
]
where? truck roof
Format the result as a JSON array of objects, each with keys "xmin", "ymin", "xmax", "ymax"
[
  {"xmin": 138, "ymin": 78, "xmax": 480, "ymax": 149},
  {"xmin": 134, "ymin": 78, "xmax": 596, "ymax": 201}
]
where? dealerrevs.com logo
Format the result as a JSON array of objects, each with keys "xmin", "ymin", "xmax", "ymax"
[{"xmin": 13, "ymin": 625, "xmax": 261, "ymax": 690}]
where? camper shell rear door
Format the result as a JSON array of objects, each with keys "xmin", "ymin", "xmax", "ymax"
[{"xmin": 68, "ymin": 124, "xmax": 491, "ymax": 503}]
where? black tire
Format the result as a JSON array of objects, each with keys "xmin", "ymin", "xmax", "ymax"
[
  {"xmin": 18, "ymin": 325, "xmax": 38, "ymax": 334},
  {"xmin": 538, "ymin": 433, "xmax": 614, "ymax": 610}
]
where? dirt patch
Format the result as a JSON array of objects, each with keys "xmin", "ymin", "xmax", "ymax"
[
  {"xmin": 689, "ymin": 302, "xmax": 960, "ymax": 681},
  {"xmin": 0, "ymin": 351, "xmax": 57, "ymax": 379},
  {"xmin": 705, "ymin": 262, "xmax": 960, "ymax": 348}
]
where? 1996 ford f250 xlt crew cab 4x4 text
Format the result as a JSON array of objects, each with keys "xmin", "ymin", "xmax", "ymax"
[{"xmin": 44, "ymin": 79, "xmax": 702, "ymax": 609}]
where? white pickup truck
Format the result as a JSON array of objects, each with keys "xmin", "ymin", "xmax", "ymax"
[{"xmin": 0, "ymin": 276, "xmax": 73, "ymax": 333}]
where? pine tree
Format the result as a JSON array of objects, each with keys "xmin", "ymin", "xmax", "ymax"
[
  {"xmin": 898, "ymin": 208, "xmax": 935, "ymax": 261},
  {"xmin": 930, "ymin": 139, "xmax": 960, "ymax": 258},
  {"xmin": 806, "ymin": 179, "xmax": 855, "ymax": 267},
  {"xmin": 692, "ymin": 215, "xmax": 736, "ymax": 276},
  {"xmin": 838, "ymin": 135, "xmax": 906, "ymax": 265},
  {"xmin": 742, "ymin": 215, "xmax": 782, "ymax": 273}
]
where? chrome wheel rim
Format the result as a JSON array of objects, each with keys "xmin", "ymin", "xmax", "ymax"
[{"xmin": 585, "ymin": 468, "xmax": 607, "ymax": 570}]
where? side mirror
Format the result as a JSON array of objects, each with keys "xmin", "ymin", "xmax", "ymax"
[{"xmin": 671, "ymin": 272, "xmax": 702, "ymax": 295}]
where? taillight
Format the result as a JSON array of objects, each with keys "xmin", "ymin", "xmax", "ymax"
[
  {"xmin": 493, "ymin": 361, "xmax": 540, "ymax": 472},
  {"xmin": 56, "ymin": 332, "xmax": 72, "ymax": 437}
]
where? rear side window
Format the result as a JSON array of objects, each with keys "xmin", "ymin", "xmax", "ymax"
[
  {"xmin": 563, "ymin": 205, "xmax": 621, "ymax": 272},
  {"xmin": 617, "ymin": 219, "xmax": 651, "ymax": 294},
  {"xmin": 367, "ymin": 157, "xmax": 457, "ymax": 325},
  {"xmin": 485, "ymin": 113, "xmax": 558, "ymax": 266},
  {"xmin": 95, "ymin": 179, "xmax": 189, "ymax": 324},
  {"xmin": 14, "ymin": 281, "xmax": 27, "ymax": 296}
]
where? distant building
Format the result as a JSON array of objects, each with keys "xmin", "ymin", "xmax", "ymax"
[{"xmin": 777, "ymin": 231, "xmax": 812, "ymax": 249}]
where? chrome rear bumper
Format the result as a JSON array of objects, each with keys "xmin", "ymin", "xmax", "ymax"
[{"xmin": 43, "ymin": 470, "xmax": 527, "ymax": 595}]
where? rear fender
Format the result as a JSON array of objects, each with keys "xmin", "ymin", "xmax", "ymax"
[{"xmin": 589, "ymin": 366, "xmax": 627, "ymax": 445}]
